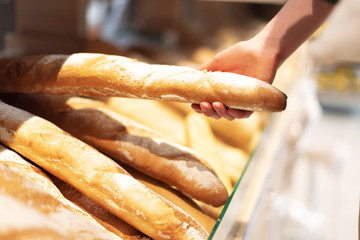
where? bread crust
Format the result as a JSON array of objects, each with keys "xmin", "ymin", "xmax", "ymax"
[
  {"xmin": 0, "ymin": 165, "xmax": 120, "ymax": 240},
  {"xmin": 0, "ymin": 53, "xmax": 287, "ymax": 112},
  {"xmin": 0, "ymin": 144, "xmax": 148, "ymax": 240},
  {"xmin": 0, "ymin": 93, "xmax": 228, "ymax": 207},
  {"xmin": 122, "ymin": 165, "xmax": 217, "ymax": 234},
  {"xmin": 0, "ymin": 101, "xmax": 208, "ymax": 240}
]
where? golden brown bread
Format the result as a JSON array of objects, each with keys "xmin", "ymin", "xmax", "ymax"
[
  {"xmin": 0, "ymin": 165, "xmax": 120, "ymax": 240},
  {"xmin": 103, "ymin": 97, "xmax": 187, "ymax": 145},
  {"xmin": 193, "ymin": 202, "xmax": 223, "ymax": 220},
  {"xmin": 0, "ymin": 101, "xmax": 209, "ymax": 240},
  {"xmin": 0, "ymin": 144, "xmax": 148, "ymax": 240},
  {"xmin": 0, "ymin": 93, "xmax": 228, "ymax": 207},
  {"xmin": 1, "ymin": 228, "xmax": 71, "ymax": 240},
  {"xmin": 207, "ymin": 113, "xmax": 264, "ymax": 153},
  {"xmin": 0, "ymin": 144, "xmax": 60, "ymax": 196},
  {"xmin": 0, "ymin": 53, "xmax": 287, "ymax": 112},
  {"xmin": 50, "ymin": 163, "xmax": 215, "ymax": 237},
  {"xmin": 213, "ymin": 139, "xmax": 248, "ymax": 186},
  {"xmin": 121, "ymin": 164, "xmax": 217, "ymax": 234},
  {"xmin": 49, "ymin": 177, "xmax": 150, "ymax": 240},
  {"xmin": 185, "ymin": 113, "xmax": 233, "ymax": 194}
]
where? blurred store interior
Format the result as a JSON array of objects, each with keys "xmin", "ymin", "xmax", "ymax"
[{"xmin": 0, "ymin": 0, "xmax": 359, "ymax": 239}]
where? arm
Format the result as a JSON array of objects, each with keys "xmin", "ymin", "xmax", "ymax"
[{"xmin": 193, "ymin": 0, "xmax": 336, "ymax": 120}]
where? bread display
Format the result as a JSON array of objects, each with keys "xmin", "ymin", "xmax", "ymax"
[
  {"xmin": 0, "ymin": 101, "xmax": 209, "ymax": 240},
  {"xmin": 0, "ymin": 93, "xmax": 228, "ymax": 207},
  {"xmin": 0, "ymin": 51, "xmax": 270, "ymax": 238},
  {"xmin": 0, "ymin": 33, "xmax": 275, "ymax": 238},
  {"xmin": 0, "ymin": 53, "xmax": 287, "ymax": 112}
]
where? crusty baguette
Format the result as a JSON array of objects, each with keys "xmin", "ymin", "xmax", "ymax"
[
  {"xmin": 103, "ymin": 97, "xmax": 187, "ymax": 145},
  {"xmin": 0, "ymin": 101, "xmax": 209, "ymax": 240},
  {"xmin": 193, "ymin": 202, "xmax": 223, "ymax": 220},
  {"xmin": 49, "ymin": 177, "xmax": 150, "ymax": 240},
  {"xmin": 0, "ymin": 53, "xmax": 286, "ymax": 112},
  {"xmin": 185, "ymin": 113, "xmax": 233, "ymax": 194},
  {"xmin": 121, "ymin": 164, "xmax": 216, "ymax": 234},
  {"xmin": 1, "ymin": 129, "xmax": 214, "ymax": 237},
  {"xmin": 213, "ymin": 139, "xmax": 249, "ymax": 186},
  {"xmin": 50, "ymin": 166, "xmax": 215, "ymax": 237},
  {"xmin": 0, "ymin": 144, "xmax": 147, "ymax": 240},
  {"xmin": 0, "ymin": 93, "xmax": 228, "ymax": 207},
  {"xmin": 0, "ymin": 143, "xmax": 61, "ymax": 197},
  {"xmin": 0, "ymin": 165, "xmax": 120, "ymax": 240},
  {"xmin": 207, "ymin": 113, "xmax": 264, "ymax": 153}
]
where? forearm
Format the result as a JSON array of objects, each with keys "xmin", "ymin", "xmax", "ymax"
[{"xmin": 253, "ymin": 0, "xmax": 335, "ymax": 68}]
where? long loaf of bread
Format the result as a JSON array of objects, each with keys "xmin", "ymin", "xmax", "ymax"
[
  {"xmin": 0, "ymin": 165, "xmax": 120, "ymax": 240},
  {"xmin": 0, "ymin": 93, "xmax": 228, "ymax": 207},
  {"xmin": 185, "ymin": 113, "xmax": 233, "ymax": 194},
  {"xmin": 0, "ymin": 144, "xmax": 148, "ymax": 240},
  {"xmin": 48, "ymin": 176, "xmax": 151, "ymax": 240},
  {"xmin": 103, "ymin": 97, "xmax": 188, "ymax": 145},
  {"xmin": 0, "ymin": 53, "xmax": 286, "ymax": 112},
  {"xmin": 0, "ymin": 101, "xmax": 208, "ymax": 240},
  {"xmin": 121, "ymin": 165, "xmax": 217, "ymax": 234}
]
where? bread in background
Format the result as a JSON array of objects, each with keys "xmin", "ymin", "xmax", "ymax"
[
  {"xmin": 105, "ymin": 97, "xmax": 187, "ymax": 145},
  {"xmin": 185, "ymin": 113, "xmax": 233, "ymax": 194}
]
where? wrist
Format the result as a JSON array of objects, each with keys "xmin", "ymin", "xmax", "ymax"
[
  {"xmin": 251, "ymin": 0, "xmax": 335, "ymax": 69},
  {"xmin": 250, "ymin": 34, "xmax": 284, "ymax": 70}
]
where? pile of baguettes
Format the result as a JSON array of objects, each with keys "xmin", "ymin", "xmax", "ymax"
[{"xmin": 0, "ymin": 53, "xmax": 285, "ymax": 240}]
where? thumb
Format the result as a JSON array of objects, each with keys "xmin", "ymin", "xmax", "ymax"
[{"xmin": 197, "ymin": 56, "xmax": 220, "ymax": 72}]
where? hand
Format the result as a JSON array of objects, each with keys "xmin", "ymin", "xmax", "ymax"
[
  {"xmin": 192, "ymin": 39, "xmax": 278, "ymax": 120},
  {"xmin": 192, "ymin": 0, "xmax": 335, "ymax": 121},
  {"xmin": 191, "ymin": 102, "xmax": 253, "ymax": 120}
]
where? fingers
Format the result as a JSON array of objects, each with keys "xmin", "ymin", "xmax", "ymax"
[
  {"xmin": 191, "ymin": 102, "xmax": 253, "ymax": 120},
  {"xmin": 191, "ymin": 103, "xmax": 202, "ymax": 113},
  {"xmin": 212, "ymin": 102, "xmax": 235, "ymax": 121},
  {"xmin": 228, "ymin": 108, "xmax": 253, "ymax": 119},
  {"xmin": 200, "ymin": 102, "xmax": 221, "ymax": 119}
]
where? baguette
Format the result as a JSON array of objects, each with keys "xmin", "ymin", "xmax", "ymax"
[
  {"xmin": 193, "ymin": 202, "xmax": 223, "ymax": 220},
  {"xmin": 122, "ymin": 164, "xmax": 216, "ymax": 234},
  {"xmin": 0, "ymin": 101, "xmax": 208, "ymax": 240},
  {"xmin": 49, "ymin": 177, "xmax": 150, "ymax": 240},
  {"xmin": 0, "ymin": 144, "xmax": 148, "ymax": 240},
  {"xmin": 0, "ymin": 165, "xmax": 119, "ymax": 240},
  {"xmin": 185, "ymin": 113, "xmax": 233, "ymax": 194},
  {"xmin": 0, "ymin": 144, "xmax": 61, "ymax": 197},
  {"xmin": 51, "ymin": 166, "xmax": 215, "ymax": 237},
  {"xmin": 0, "ymin": 53, "xmax": 287, "ymax": 112},
  {"xmin": 0, "ymin": 93, "xmax": 228, "ymax": 207},
  {"xmin": 103, "ymin": 97, "xmax": 187, "ymax": 145},
  {"xmin": 213, "ymin": 140, "xmax": 249, "ymax": 186},
  {"xmin": 207, "ymin": 113, "xmax": 264, "ymax": 153}
]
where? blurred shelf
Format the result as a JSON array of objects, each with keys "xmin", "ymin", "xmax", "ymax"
[{"xmin": 318, "ymin": 91, "xmax": 360, "ymax": 112}]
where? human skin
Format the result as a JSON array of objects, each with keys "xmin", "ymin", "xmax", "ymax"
[{"xmin": 192, "ymin": 0, "xmax": 335, "ymax": 120}]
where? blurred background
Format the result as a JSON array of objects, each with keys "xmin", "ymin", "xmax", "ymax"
[{"xmin": 0, "ymin": 0, "xmax": 359, "ymax": 239}]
